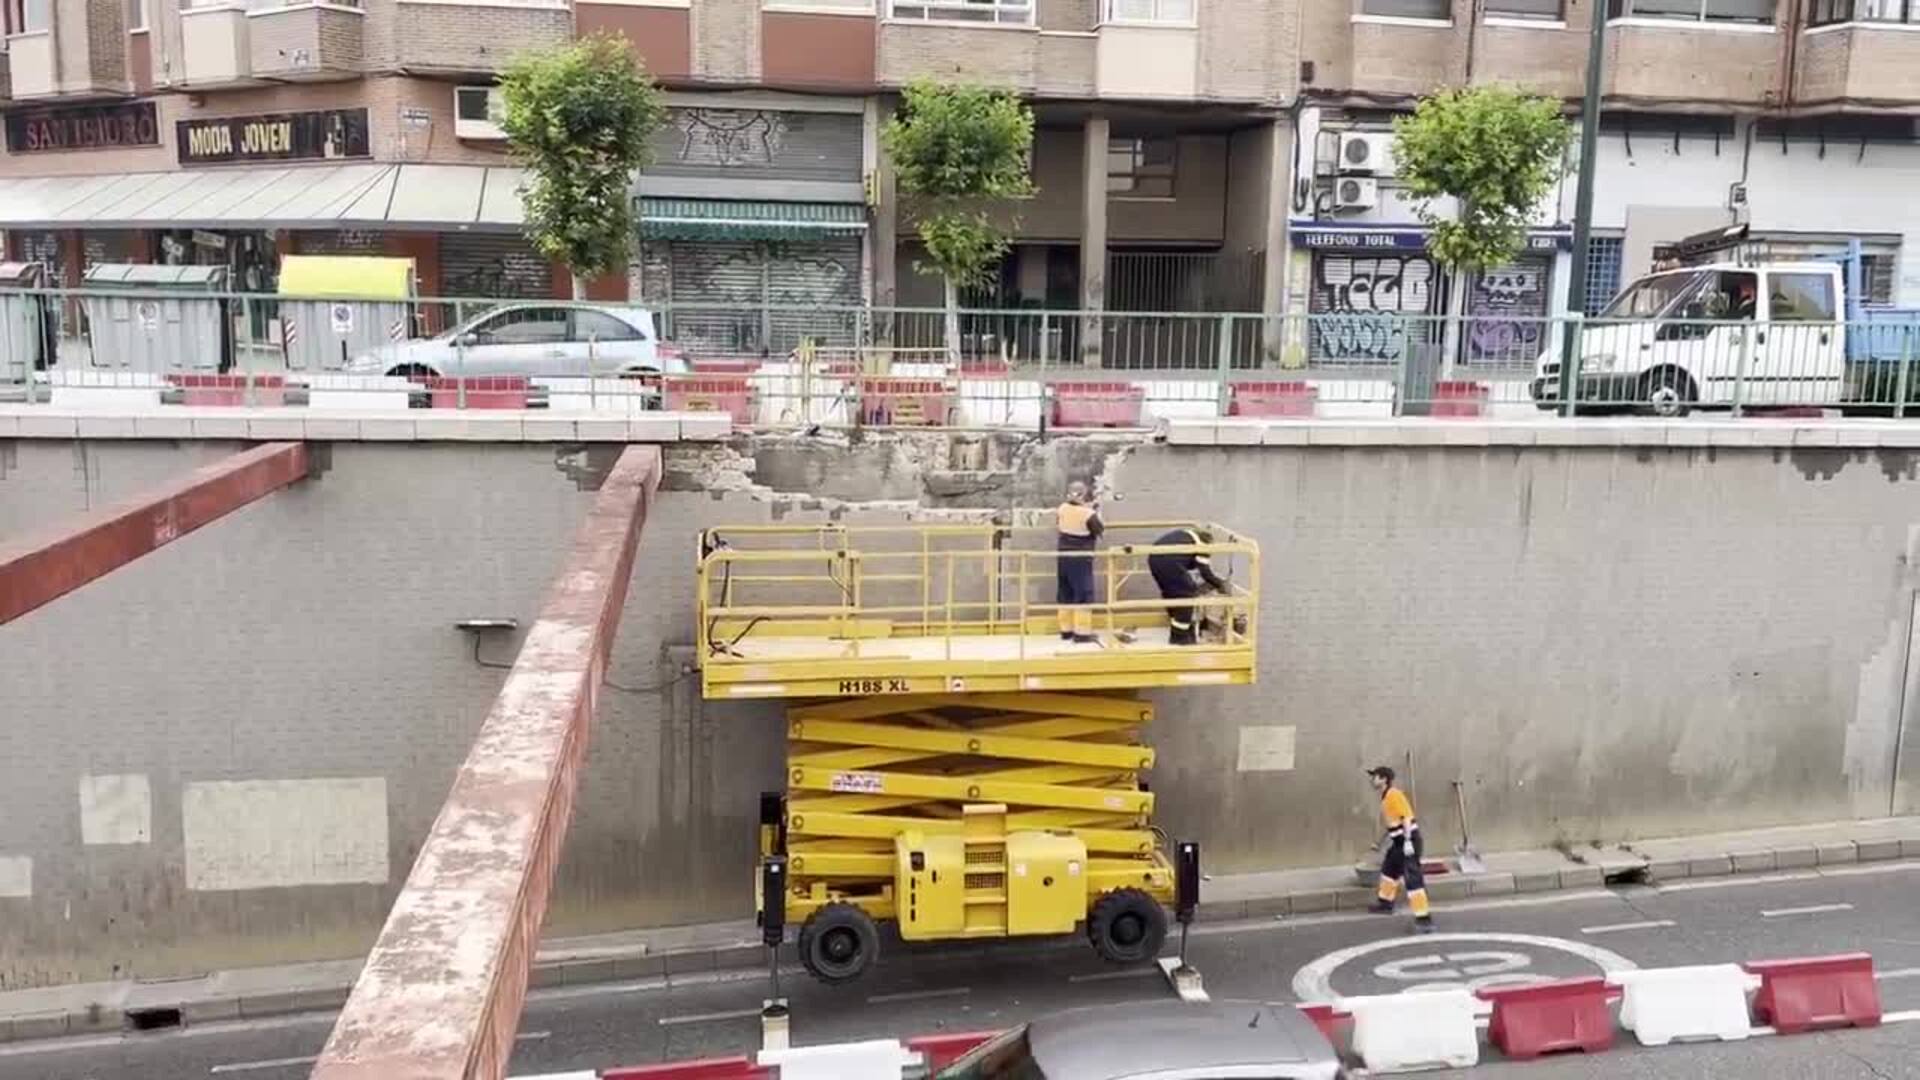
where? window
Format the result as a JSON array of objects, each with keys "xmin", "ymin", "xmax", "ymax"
[
  {"xmin": 1485, "ymin": 0, "xmax": 1560, "ymax": 18},
  {"xmin": 1360, "ymin": 0, "xmax": 1450, "ymax": 17},
  {"xmin": 1107, "ymin": 137, "xmax": 1176, "ymax": 198},
  {"xmin": 1810, "ymin": 0, "xmax": 1918, "ymax": 23},
  {"xmin": 1103, "ymin": 0, "xmax": 1194, "ymax": 21},
  {"xmin": 474, "ymin": 307, "xmax": 567, "ymax": 345},
  {"xmin": 1860, "ymin": 252, "xmax": 1896, "ymax": 305},
  {"xmin": 1754, "ymin": 115, "xmax": 1918, "ymax": 143},
  {"xmin": 571, "ymin": 310, "xmax": 644, "ymax": 343},
  {"xmin": 1769, "ymin": 273, "xmax": 1837, "ymax": 321},
  {"xmin": 9, "ymin": 0, "xmax": 49, "ymax": 31},
  {"xmin": 126, "ymin": 0, "xmax": 146, "ymax": 29},
  {"xmin": 1583, "ymin": 236, "xmax": 1623, "ymax": 315},
  {"xmin": 1608, "ymin": 0, "xmax": 1775, "ymax": 23},
  {"xmin": 887, "ymin": 0, "xmax": 1033, "ymax": 24}
]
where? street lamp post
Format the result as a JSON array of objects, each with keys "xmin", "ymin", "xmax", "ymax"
[{"xmin": 1561, "ymin": 0, "xmax": 1610, "ymax": 417}]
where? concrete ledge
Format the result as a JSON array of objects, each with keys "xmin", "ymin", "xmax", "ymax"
[
  {"xmin": 0, "ymin": 406, "xmax": 732, "ymax": 443},
  {"xmin": 1156, "ymin": 416, "xmax": 1920, "ymax": 450}
]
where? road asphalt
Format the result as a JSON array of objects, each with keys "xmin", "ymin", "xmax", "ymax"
[{"xmin": 5, "ymin": 859, "xmax": 1919, "ymax": 1079}]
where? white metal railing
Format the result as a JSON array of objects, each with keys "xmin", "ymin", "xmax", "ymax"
[{"xmin": 888, "ymin": 0, "xmax": 1033, "ymax": 25}]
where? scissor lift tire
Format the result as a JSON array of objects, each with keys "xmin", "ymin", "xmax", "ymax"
[
  {"xmin": 1087, "ymin": 887, "xmax": 1168, "ymax": 965},
  {"xmin": 800, "ymin": 901, "xmax": 881, "ymax": 984}
]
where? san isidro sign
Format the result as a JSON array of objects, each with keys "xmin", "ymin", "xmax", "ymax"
[{"xmin": 1291, "ymin": 225, "xmax": 1573, "ymax": 253}]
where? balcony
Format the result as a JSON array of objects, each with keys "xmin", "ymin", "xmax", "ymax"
[
  {"xmin": 0, "ymin": 47, "xmax": 11, "ymax": 102},
  {"xmin": 8, "ymin": 0, "xmax": 131, "ymax": 101},
  {"xmin": 248, "ymin": 3, "xmax": 362, "ymax": 80},
  {"xmin": 1603, "ymin": 0, "xmax": 1784, "ymax": 103},
  {"xmin": 1797, "ymin": 3, "xmax": 1920, "ymax": 104},
  {"xmin": 878, "ymin": 0, "xmax": 1094, "ymax": 96},
  {"xmin": 6, "ymin": 31, "xmax": 54, "ymax": 97},
  {"xmin": 180, "ymin": 5, "xmax": 253, "ymax": 85},
  {"xmin": 1095, "ymin": 0, "xmax": 1197, "ymax": 98},
  {"xmin": 390, "ymin": 0, "xmax": 569, "ymax": 75}
]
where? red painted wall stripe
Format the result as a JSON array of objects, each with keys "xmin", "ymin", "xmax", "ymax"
[{"xmin": 0, "ymin": 442, "xmax": 309, "ymax": 625}]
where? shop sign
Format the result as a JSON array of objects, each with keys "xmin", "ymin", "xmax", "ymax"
[
  {"xmin": 192, "ymin": 230, "xmax": 228, "ymax": 251},
  {"xmin": 4, "ymin": 102, "xmax": 161, "ymax": 154},
  {"xmin": 176, "ymin": 108, "xmax": 370, "ymax": 166},
  {"xmin": 1291, "ymin": 226, "xmax": 1571, "ymax": 252}
]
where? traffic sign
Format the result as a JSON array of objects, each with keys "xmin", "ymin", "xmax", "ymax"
[
  {"xmin": 330, "ymin": 303, "xmax": 354, "ymax": 335},
  {"xmin": 136, "ymin": 301, "xmax": 159, "ymax": 332}
]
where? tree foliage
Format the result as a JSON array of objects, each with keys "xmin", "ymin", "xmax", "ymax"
[
  {"xmin": 882, "ymin": 80, "xmax": 1035, "ymax": 289},
  {"xmin": 1392, "ymin": 86, "xmax": 1572, "ymax": 272},
  {"xmin": 500, "ymin": 34, "xmax": 666, "ymax": 292}
]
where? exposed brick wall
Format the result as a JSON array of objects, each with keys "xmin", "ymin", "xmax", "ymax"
[
  {"xmin": 1798, "ymin": 27, "xmax": 1920, "ymax": 105},
  {"xmin": 878, "ymin": 23, "xmax": 1041, "ymax": 90},
  {"xmin": 1041, "ymin": 0, "xmax": 1096, "ymax": 32},
  {"xmin": 1200, "ymin": 0, "xmax": 1288, "ymax": 102},
  {"xmin": 692, "ymin": 0, "xmax": 760, "ymax": 81},
  {"xmin": 248, "ymin": 6, "xmax": 365, "ymax": 79},
  {"xmin": 1605, "ymin": 22, "xmax": 1782, "ymax": 104},
  {"xmin": 389, "ymin": 1, "xmax": 570, "ymax": 74}
]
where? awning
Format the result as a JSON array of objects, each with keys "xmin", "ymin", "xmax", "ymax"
[
  {"xmin": 638, "ymin": 198, "xmax": 867, "ymax": 242},
  {"xmin": 0, "ymin": 164, "xmax": 531, "ymax": 232}
]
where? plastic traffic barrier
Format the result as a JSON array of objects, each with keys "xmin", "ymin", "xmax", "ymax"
[
  {"xmin": 905, "ymin": 1031, "xmax": 1001, "ymax": 1070},
  {"xmin": 601, "ymin": 1057, "xmax": 770, "ymax": 1079},
  {"xmin": 1430, "ymin": 380, "xmax": 1489, "ymax": 418},
  {"xmin": 1051, "ymin": 381, "xmax": 1146, "ymax": 428},
  {"xmin": 859, "ymin": 376, "xmax": 954, "ymax": 426},
  {"xmin": 1229, "ymin": 381, "xmax": 1319, "ymax": 418},
  {"xmin": 1296, "ymin": 1002, "xmax": 1349, "ymax": 1047},
  {"xmin": 1342, "ymin": 989, "xmax": 1483, "ymax": 1073},
  {"xmin": 1745, "ymin": 954, "xmax": 1883, "ymax": 1034},
  {"xmin": 1609, "ymin": 964, "xmax": 1761, "ymax": 1046},
  {"xmin": 1476, "ymin": 977, "xmax": 1621, "ymax": 1060},
  {"xmin": 167, "ymin": 373, "xmax": 287, "ymax": 406},
  {"xmin": 424, "ymin": 375, "xmax": 530, "ymax": 409},
  {"xmin": 664, "ymin": 374, "xmax": 756, "ymax": 428},
  {"xmin": 756, "ymin": 1039, "xmax": 922, "ymax": 1080}
]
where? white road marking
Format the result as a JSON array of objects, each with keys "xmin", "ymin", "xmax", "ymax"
[
  {"xmin": 1884, "ymin": 1009, "xmax": 1920, "ymax": 1023},
  {"xmin": 657, "ymin": 1007, "xmax": 764, "ymax": 1027},
  {"xmin": 1068, "ymin": 967, "xmax": 1161, "ymax": 983},
  {"xmin": 1760, "ymin": 903, "xmax": 1854, "ymax": 918},
  {"xmin": 209, "ymin": 1055, "xmax": 317, "ymax": 1074},
  {"xmin": 1877, "ymin": 967, "xmax": 1920, "ymax": 981},
  {"xmin": 1291, "ymin": 933, "xmax": 1638, "ymax": 1004},
  {"xmin": 516, "ymin": 1031, "xmax": 552, "ymax": 1040},
  {"xmin": 1579, "ymin": 919, "xmax": 1676, "ymax": 935},
  {"xmin": 866, "ymin": 986, "xmax": 970, "ymax": 1004}
]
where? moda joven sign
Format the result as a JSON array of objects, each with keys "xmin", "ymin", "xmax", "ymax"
[
  {"xmin": 4, "ymin": 102, "xmax": 160, "ymax": 154},
  {"xmin": 176, "ymin": 108, "xmax": 370, "ymax": 166}
]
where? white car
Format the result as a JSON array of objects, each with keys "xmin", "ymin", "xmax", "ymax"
[{"xmin": 349, "ymin": 303, "xmax": 688, "ymax": 379}]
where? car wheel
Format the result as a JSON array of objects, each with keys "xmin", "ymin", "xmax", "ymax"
[
  {"xmin": 1640, "ymin": 367, "xmax": 1696, "ymax": 418},
  {"xmin": 1087, "ymin": 887, "xmax": 1168, "ymax": 965},
  {"xmin": 799, "ymin": 902, "xmax": 879, "ymax": 985}
]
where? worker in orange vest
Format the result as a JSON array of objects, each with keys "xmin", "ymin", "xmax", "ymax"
[
  {"xmin": 1367, "ymin": 765, "xmax": 1435, "ymax": 934},
  {"xmin": 1054, "ymin": 481, "xmax": 1104, "ymax": 644}
]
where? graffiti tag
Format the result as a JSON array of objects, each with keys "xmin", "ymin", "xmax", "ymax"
[{"xmin": 1310, "ymin": 254, "xmax": 1437, "ymax": 362}]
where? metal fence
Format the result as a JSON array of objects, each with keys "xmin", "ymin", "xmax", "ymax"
[{"xmin": 4, "ymin": 284, "xmax": 1919, "ymax": 424}]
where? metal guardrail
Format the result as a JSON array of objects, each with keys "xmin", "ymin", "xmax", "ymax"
[{"xmin": 4, "ymin": 286, "xmax": 1918, "ymax": 422}]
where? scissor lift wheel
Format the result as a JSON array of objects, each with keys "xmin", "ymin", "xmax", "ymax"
[
  {"xmin": 1088, "ymin": 887, "xmax": 1168, "ymax": 965},
  {"xmin": 799, "ymin": 901, "xmax": 881, "ymax": 984}
]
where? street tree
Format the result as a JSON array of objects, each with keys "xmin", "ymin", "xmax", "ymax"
[
  {"xmin": 500, "ymin": 34, "xmax": 667, "ymax": 299},
  {"xmin": 1392, "ymin": 85, "xmax": 1572, "ymax": 273},
  {"xmin": 882, "ymin": 80, "xmax": 1035, "ymax": 357}
]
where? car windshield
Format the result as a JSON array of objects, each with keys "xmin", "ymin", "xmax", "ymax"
[
  {"xmin": 935, "ymin": 1027, "xmax": 1047, "ymax": 1080},
  {"xmin": 1598, "ymin": 271, "xmax": 1706, "ymax": 320}
]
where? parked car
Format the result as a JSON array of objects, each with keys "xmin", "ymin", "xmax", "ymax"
[
  {"xmin": 348, "ymin": 303, "xmax": 688, "ymax": 380},
  {"xmin": 934, "ymin": 1000, "xmax": 1344, "ymax": 1080}
]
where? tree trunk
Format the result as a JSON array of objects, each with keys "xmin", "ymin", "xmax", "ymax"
[
  {"xmin": 571, "ymin": 272, "xmax": 587, "ymax": 301},
  {"xmin": 943, "ymin": 275, "xmax": 962, "ymax": 364}
]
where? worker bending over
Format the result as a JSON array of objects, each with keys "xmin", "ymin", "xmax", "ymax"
[
  {"xmin": 1367, "ymin": 765, "xmax": 1435, "ymax": 934},
  {"xmin": 1054, "ymin": 482, "xmax": 1104, "ymax": 644},
  {"xmin": 1148, "ymin": 526, "xmax": 1227, "ymax": 646}
]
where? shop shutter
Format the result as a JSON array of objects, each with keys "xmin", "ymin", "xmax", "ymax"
[
  {"xmin": 1464, "ymin": 254, "xmax": 1554, "ymax": 366},
  {"xmin": 665, "ymin": 240, "xmax": 772, "ymax": 354},
  {"xmin": 1306, "ymin": 249, "xmax": 1442, "ymax": 364},
  {"xmin": 765, "ymin": 237, "xmax": 862, "ymax": 352},
  {"xmin": 440, "ymin": 233, "xmax": 553, "ymax": 303}
]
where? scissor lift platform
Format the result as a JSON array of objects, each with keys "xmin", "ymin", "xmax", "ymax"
[{"xmin": 699, "ymin": 520, "xmax": 1259, "ymax": 983}]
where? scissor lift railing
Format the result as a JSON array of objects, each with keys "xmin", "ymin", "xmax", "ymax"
[
  {"xmin": 696, "ymin": 520, "xmax": 1259, "ymax": 699},
  {"xmin": 698, "ymin": 519, "xmax": 1258, "ymax": 982}
]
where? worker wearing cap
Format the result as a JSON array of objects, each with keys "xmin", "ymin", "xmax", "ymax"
[
  {"xmin": 1148, "ymin": 526, "xmax": 1227, "ymax": 646},
  {"xmin": 1054, "ymin": 481, "xmax": 1104, "ymax": 644},
  {"xmin": 1367, "ymin": 766, "xmax": 1434, "ymax": 933}
]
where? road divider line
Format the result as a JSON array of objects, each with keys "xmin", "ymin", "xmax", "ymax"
[
  {"xmin": 1877, "ymin": 967, "xmax": 1920, "ymax": 981},
  {"xmin": 516, "ymin": 1031, "xmax": 551, "ymax": 1041},
  {"xmin": 1759, "ymin": 903, "xmax": 1854, "ymax": 918},
  {"xmin": 657, "ymin": 1007, "xmax": 764, "ymax": 1027},
  {"xmin": 1069, "ymin": 967, "xmax": 1162, "ymax": 984},
  {"xmin": 867, "ymin": 986, "xmax": 971, "ymax": 1004},
  {"xmin": 1579, "ymin": 919, "xmax": 1676, "ymax": 935},
  {"xmin": 210, "ymin": 1055, "xmax": 319, "ymax": 1074},
  {"xmin": 1884, "ymin": 1009, "xmax": 1920, "ymax": 1023}
]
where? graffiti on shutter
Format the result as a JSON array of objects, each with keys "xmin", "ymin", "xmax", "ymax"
[
  {"xmin": 1308, "ymin": 252, "xmax": 1439, "ymax": 363},
  {"xmin": 440, "ymin": 234, "xmax": 552, "ymax": 304},
  {"xmin": 651, "ymin": 109, "xmax": 862, "ymax": 183},
  {"xmin": 298, "ymin": 230, "xmax": 386, "ymax": 256},
  {"xmin": 766, "ymin": 238, "xmax": 861, "ymax": 352},
  {"xmin": 669, "ymin": 240, "xmax": 768, "ymax": 354},
  {"xmin": 1465, "ymin": 256, "xmax": 1552, "ymax": 366}
]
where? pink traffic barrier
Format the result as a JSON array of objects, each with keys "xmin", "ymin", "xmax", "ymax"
[
  {"xmin": 1052, "ymin": 381, "xmax": 1145, "ymax": 428},
  {"xmin": 1297, "ymin": 1002, "xmax": 1348, "ymax": 1047},
  {"xmin": 167, "ymin": 373, "xmax": 287, "ymax": 406},
  {"xmin": 601, "ymin": 1056, "xmax": 770, "ymax": 1079},
  {"xmin": 1229, "ymin": 381, "xmax": 1318, "ymax": 418},
  {"xmin": 1745, "ymin": 954, "xmax": 1882, "ymax": 1034},
  {"xmin": 859, "ymin": 376, "xmax": 954, "ymax": 426},
  {"xmin": 664, "ymin": 374, "xmax": 756, "ymax": 427},
  {"xmin": 905, "ymin": 1030, "xmax": 1001, "ymax": 1070},
  {"xmin": 1430, "ymin": 380, "xmax": 1489, "ymax": 418},
  {"xmin": 1477, "ymin": 977, "xmax": 1621, "ymax": 1060},
  {"xmin": 423, "ymin": 375, "xmax": 529, "ymax": 410}
]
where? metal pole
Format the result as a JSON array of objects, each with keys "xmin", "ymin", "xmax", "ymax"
[
  {"xmin": 1560, "ymin": 0, "xmax": 1610, "ymax": 418},
  {"xmin": 1895, "ymin": 325, "xmax": 1913, "ymax": 421},
  {"xmin": 1731, "ymin": 322, "xmax": 1753, "ymax": 418},
  {"xmin": 1215, "ymin": 313, "xmax": 1234, "ymax": 415}
]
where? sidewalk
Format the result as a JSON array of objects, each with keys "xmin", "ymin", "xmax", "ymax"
[{"xmin": 5, "ymin": 815, "xmax": 1918, "ymax": 1044}]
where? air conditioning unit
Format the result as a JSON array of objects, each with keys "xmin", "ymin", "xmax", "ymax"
[
  {"xmin": 1337, "ymin": 131, "xmax": 1394, "ymax": 176},
  {"xmin": 1333, "ymin": 176, "xmax": 1379, "ymax": 211},
  {"xmin": 453, "ymin": 86, "xmax": 505, "ymax": 141}
]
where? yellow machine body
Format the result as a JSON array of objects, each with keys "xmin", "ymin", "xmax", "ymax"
[{"xmin": 895, "ymin": 805, "xmax": 1088, "ymax": 942}]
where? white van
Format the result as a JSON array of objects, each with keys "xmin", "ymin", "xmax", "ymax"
[{"xmin": 1532, "ymin": 261, "xmax": 1846, "ymax": 415}]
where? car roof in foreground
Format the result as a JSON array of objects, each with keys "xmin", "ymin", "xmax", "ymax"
[{"xmin": 1026, "ymin": 998, "xmax": 1333, "ymax": 1078}]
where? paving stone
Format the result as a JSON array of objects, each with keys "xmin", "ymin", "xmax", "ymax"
[
  {"xmin": 1646, "ymin": 858, "xmax": 1690, "ymax": 883},
  {"xmin": 1558, "ymin": 866, "xmax": 1604, "ymax": 889},
  {"xmin": 1730, "ymin": 850, "xmax": 1776, "ymax": 874},
  {"xmin": 1469, "ymin": 873, "xmax": 1517, "ymax": 897},
  {"xmin": 1772, "ymin": 846, "xmax": 1818, "ymax": 870},
  {"xmin": 1286, "ymin": 890, "xmax": 1338, "ymax": 914},
  {"xmin": 1687, "ymin": 855, "xmax": 1734, "ymax": 878},
  {"xmin": 1512, "ymin": 869, "xmax": 1560, "ymax": 893},
  {"xmin": 1241, "ymin": 895, "xmax": 1291, "ymax": 920},
  {"xmin": 1816, "ymin": 842, "xmax": 1858, "ymax": 866},
  {"xmin": 1856, "ymin": 839, "xmax": 1902, "ymax": 862}
]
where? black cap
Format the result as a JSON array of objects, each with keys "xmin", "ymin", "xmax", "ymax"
[{"xmin": 1366, "ymin": 765, "xmax": 1395, "ymax": 784}]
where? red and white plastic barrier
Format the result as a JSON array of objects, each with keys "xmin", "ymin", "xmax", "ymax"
[
  {"xmin": 1611, "ymin": 964, "xmax": 1761, "ymax": 1046},
  {"xmin": 1339, "ymin": 989, "xmax": 1485, "ymax": 1073}
]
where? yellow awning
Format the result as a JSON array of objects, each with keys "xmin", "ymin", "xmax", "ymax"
[{"xmin": 278, "ymin": 255, "xmax": 416, "ymax": 300}]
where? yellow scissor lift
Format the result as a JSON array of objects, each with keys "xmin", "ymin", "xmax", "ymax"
[{"xmin": 698, "ymin": 519, "xmax": 1258, "ymax": 983}]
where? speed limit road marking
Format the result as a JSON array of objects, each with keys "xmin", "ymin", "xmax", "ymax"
[{"xmin": 1291, "ymin": 932, "xmax": 1639, "ymax": 1003}]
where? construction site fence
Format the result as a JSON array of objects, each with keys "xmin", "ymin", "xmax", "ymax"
[{"xmin": 6, "ymin": 286, "xmax": 1920, "ymax": 422}]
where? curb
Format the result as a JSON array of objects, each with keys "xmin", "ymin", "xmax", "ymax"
[{"xmin": 6, "ymin": 840, "xmax": 1920, "ymax": 1045}]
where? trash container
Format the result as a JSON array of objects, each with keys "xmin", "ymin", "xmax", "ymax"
[
  {"xmin": 276, "ymin": 255, "xmax": 418, "ymax": 372},
  {"xmin": 0, "ymin": 262, "xmax": 55, "ymax": 380},
  {"xmin": 81, "ymin": 264, "xmax": 232, "ymax": 374}
]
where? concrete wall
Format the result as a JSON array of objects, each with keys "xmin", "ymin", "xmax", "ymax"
[{"xmin": 2, "ymin": 434, "xmax": 1918, "ymax": 986}]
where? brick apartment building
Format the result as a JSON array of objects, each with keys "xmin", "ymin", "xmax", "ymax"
[{"xmin": 1, "ymin": 0, "xmax": 1917, "ymax": 361}]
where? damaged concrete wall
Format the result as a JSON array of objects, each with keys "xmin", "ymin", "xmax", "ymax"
[{"xmin": 1, "ymin": 433, "xmax": 1917, "ymax": 986}]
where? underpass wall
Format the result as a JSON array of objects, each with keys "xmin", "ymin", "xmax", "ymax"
[{"xmin": 0, "ymin": 431, "xmax": 1916, "ymax": 986}]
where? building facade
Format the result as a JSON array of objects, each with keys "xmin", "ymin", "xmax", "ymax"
[{"xmin": 2, "ymin": 0, "xmax": 1917, "ymax": 360}]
